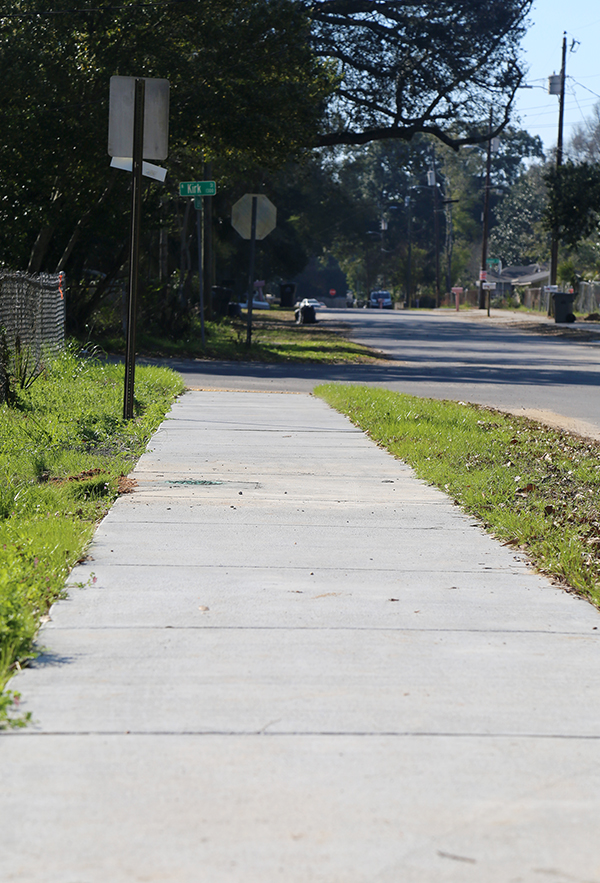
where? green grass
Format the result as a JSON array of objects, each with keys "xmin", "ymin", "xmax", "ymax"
[
  {"xmin": 0, "ymin": 346, "xmax": 184, "ymax": 727},
  {"xmin": 96, "ymin": 311, "xmax": 381, "ymax": 364},
  {"xmin": 315, "ymin": 384, "xmax": 600, "ymax": 608}
]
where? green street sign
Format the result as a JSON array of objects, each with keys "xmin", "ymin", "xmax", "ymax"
[
  {"xmin": 179, "ymin": 180, "xmax": 216, "ymax": 197},
  {"xmin": 194, "ymin": 195, "xmax": 202, "ymax": 210}
]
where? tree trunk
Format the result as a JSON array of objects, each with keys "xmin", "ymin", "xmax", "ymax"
[{"xmin": 27, "ymin": 225, "xmax": 56, "ymax": 274}]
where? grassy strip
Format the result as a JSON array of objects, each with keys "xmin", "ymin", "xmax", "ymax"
[
  {"xmin": 0, "ymin": 347, "xmax": 184, "ymax": 727},
  {"xmin": 315, "ymin": 384, "xmax": 600, "ymax": 608},
  {"xmin": 95, "ymin": 311, "xmax": 381, "ymax": 364}
]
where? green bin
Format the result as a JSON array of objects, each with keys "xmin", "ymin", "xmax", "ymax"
[{"xmin": 552, "ymin": 292, "xmax": 575, "ymax": 323}]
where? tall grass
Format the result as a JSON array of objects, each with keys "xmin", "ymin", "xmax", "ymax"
[
  {"xmin": 316, "ymin": 384, "xmax": 600, "ymax": 609},
  {"xmin": 0, "ymin": 346, "xmax": 183, "ymax": 726}
]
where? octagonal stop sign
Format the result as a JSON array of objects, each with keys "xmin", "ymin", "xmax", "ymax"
[{"xmin": 232, "ymin": 194, "xmax": 276, "ymax": 240}]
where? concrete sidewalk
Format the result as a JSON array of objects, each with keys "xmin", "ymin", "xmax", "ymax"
[{"xmin": 2, "ymin": 389, "xmax": 600, "ymax": 882}]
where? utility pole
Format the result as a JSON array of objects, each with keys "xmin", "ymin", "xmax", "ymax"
[
  {"xmin": 444, "ymin": 198, "xmax": 454, "ymax": 296},
  {"xmin": 549, "ymin": 33, "xmax": 567, "ymax": 296},
  {"xmin": 405, "ymin": 194, "xmax": 412, "ymax": 309},
  {"xmin": 479, "ymin": 109, "xmax": 493, "ymax": 311},
  {"xmin": 428, "ymin": 160, "xmax": 441, "ymax": 307}
]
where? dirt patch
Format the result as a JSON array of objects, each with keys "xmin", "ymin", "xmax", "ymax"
[
  {"xmin": 42, "ymin": 468, "xmax": 107, "ymax": 485},
  {"xmin": 508, "ymin": 321, "xmax": 600, "ymax": 342},
  {"xmin": 118, "ymin": 475, "xmax": 138, "ymax": 494}
]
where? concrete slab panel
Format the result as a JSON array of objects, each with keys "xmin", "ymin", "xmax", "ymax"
[
  {"xmin": 1, "ymin": 735, "xmax": 600, "ymax": 883},
  {"xmin": 18, "ymin": 626, "xmax": 600, "ymax": 735},
  {"xmin": 3, "ymin": 389, "xmax": 600, "ymax": 882},
  {"xmin": 57, "ymin": 564, "xmax": 598, "ymax": 633}
]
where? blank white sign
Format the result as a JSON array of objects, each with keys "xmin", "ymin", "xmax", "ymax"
[{"xmin": 108, "ymin": 76, "xmax": 169, "ymax": 161}]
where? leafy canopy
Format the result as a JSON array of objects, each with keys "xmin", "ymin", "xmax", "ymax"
[
  {"xmin": 544, "ymin": 160, "xmax": 600, "ymax": 249},
  {"xmin": 0, "ymin": 0, "xmax": 335, "ymax": 269},
  {"xmin": 307, "ymin": 0, "xmax": 533, "ymax": 149}
]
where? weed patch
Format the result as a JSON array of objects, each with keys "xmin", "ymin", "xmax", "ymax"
[
  {"xmin": 0, "ymin": 345, "xmax": 183, "ymax": 727},
  {"xmin": 316, "ymin": 384, "xmax": 600, "ymax": 609}
]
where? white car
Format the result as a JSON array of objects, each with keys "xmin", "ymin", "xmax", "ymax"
[
  {"xmin": 239, "ymin": 296, "xmax": 270, "ymax": 310},
  {"xmin": 295, "ymin": 298, "xmax": 326, "ymax": 310}
]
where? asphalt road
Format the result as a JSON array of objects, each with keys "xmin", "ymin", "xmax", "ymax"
[{"xmin": 143, "ymin": 308, "xmax": 600, "ymax": 438}]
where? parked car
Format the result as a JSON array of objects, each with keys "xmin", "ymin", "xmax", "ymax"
[
  {"xmin": 239, "ymin": 295, "xmax": 270, "ymax": 310},
  {"xmin": 366, "ymin": 289, "xmax": 393, "ymax": 309},
  {"xmin": 294, "ymin": 298, "xmax": 326, "ymax": 311}
]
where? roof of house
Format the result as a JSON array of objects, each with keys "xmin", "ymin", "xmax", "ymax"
[{"xmin": 484, "ymin": 264, "xmax": 550, "ymax": 286}]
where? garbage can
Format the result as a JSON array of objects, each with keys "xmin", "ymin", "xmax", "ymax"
[
  {"xmin": 295, "ymin": 304, "xmax": 316, "ymax": 325},
  {"xmin": 211, "ymin": 286, "xmax": 234, "ymax": 317},
  {"xmin": 227, "ymin": 301, "xmax": 242, "ymax": 319},
  {"xmin": 279, "ymin": 283, "xmax": 296, "ymax": 308},
  {"xmin": 552, "ymin": 292, "xmax": 575, "ymax": 323}
]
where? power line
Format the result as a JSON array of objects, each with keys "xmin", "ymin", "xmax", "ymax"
[{"xmin": 569, "ymin": 77, "xmax": 600, "ymax": 102}]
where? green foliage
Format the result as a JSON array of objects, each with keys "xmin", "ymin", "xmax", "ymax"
[
  {"xmin": 297, "ymin": 130, "xmax": 543, "ymax": 299},
  {"xmin": 543, "ymin": 160, "xmax": 600, "ymax": 249},
  {"xmin": 316, "ymin": 384, "xmax": 600, "ymax": 607},
  {"xmin": 0, "ymin": 331, "xmax": 45, "ymax": 406},
  {"xmin": 0, "ymin": 345, "xmax": 183, "ymax": 727},
  {"xmin": 311, "ymin": 0, "xmax": 532, "ymax": 149},
  {"xmin": 0, "ymin": 0, "xmax": 335, "ymax": 273},
  {"xmin": 489, "ymin": 164, "xmax": 549, "ymax": 265}
]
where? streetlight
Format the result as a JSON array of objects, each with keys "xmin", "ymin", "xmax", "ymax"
[
  {"xmin": 428, "ymin": 166, "xmax": 441, "ymax": 306},
  {"xmin": 404, "ymin": 183, "xmax": 445, "ymax": 309},
  {"xmin": 405, "ymin": 186, "xmax": 431, "ymax": 309},
  {"xmin": 479, "ymin": 109, "xmax": 494, "ymax": 311}
]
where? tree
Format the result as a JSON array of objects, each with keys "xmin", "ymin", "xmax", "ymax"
[
  {"xmin": 544, "ymin": 160, "xmax": 600, "ymax": 250},
  {"xmin": 0, "ymin": 0, "xmax": 334, "ymax": 274},
  {"xmin": 570, "ymin": 102, "xmax": 600, "ymax": 164},
  {"xmin": 489, "ymin": 164, "xmax": 549, "ymax": 266},
  {"xmin": 308, "ymin": 0, "xmax": 532, "ymax": 149}
]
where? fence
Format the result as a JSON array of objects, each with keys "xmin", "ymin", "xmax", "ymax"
[
  {"xmin": 519, "ymin": 287, "xmax": 550, "ymax": 312},
  {"xmin": 574, "ymin": 281, "xmax": 600, "ymax": 315},
  {"xmin": 0, "ymin": 271, "xmax": 65, "ymax": 359}
]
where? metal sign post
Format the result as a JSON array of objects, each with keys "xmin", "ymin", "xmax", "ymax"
[
  {"xmin": 109, "ymin": 75, "xmax": 169, "ymax": 420},
  {"xmin": 482, "ymin": 281, "xmax": 496, "ymax": 318},
  {"xmin": 231, "ymin": 193, "xmax": 276, "ymax": 347},
  {"xmin": 123, "ymin": 78, "xmax": 145, "ymax": 420},
  {"xmin": 246, "ymin": 196, "xmax": 258, "ymax": 347},
  {"xmin": 179, "ymin": 181, "xmax": 218, "ymax": 342},
  {"xmin": 194, "ymin": 195, "xmax": 206, "ymax": 347}
]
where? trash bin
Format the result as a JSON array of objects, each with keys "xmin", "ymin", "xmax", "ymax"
[
  {"xmin": 279, "ymin": 283, "xmax": 296, "ymax": 308},
  {"xmin": 552, "ymin": 292, "xmax": 575, "ymax": 323},
  {"xmin": 211, "ymin": 286, "xmax": 234, "ymax": 317},
  {"xmin": 295, "ymin": 304, "xmax": 316, "ymax": 325},
  {"xmin": 227, "ymin": 301, "xmax": 242, "ymax": 319}
]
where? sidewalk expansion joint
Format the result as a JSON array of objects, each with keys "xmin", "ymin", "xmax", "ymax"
[
  {"xmin": 46, "ymin": 625, "xmax": 599, "ymax": 636},
  {"xmin": 6, "ymin": 730, "xmax": 600, "ymax": 739},
  {"xmin": 83, "ymin": 564, "xmax": 520, "ymax": 573}
]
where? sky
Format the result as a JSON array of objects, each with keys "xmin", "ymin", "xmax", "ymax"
[{"xmin": 512, "ymin": 0, "xmax": 600, "ymax": 156}]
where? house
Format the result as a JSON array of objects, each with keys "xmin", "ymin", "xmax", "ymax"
[{"xmin": 481, "ymin": 264, "xmax": 550, "ymax": 299}]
